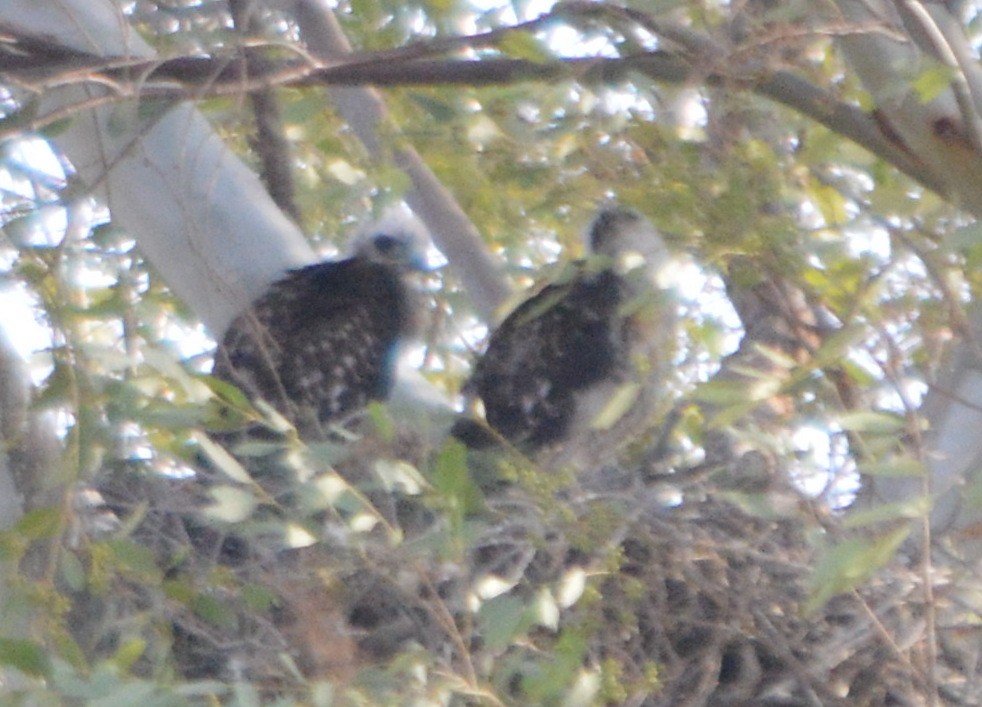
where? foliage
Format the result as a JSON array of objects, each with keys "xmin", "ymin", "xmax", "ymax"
[{"xmin": 1, "ymin": 0, "xmax": 980, "ymax": 704}]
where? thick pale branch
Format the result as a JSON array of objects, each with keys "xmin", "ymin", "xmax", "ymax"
[
  {"xmin": 2, "ymin": 0, "xmax": 315, "ymax": 336},
  {"xmin": 893, "ymin": 0, "xmax": 982, "ymax": 153},
  {"xmin": 836, "ymin": 0, "xmax": 982, "ymax": 214},
  {"xmin": 293, "ymin": 0, "xmax": 511, "ymax": 320},
  {"xmin": 833, "ymin": 0, "xmax": 982, "ymax": 563}
]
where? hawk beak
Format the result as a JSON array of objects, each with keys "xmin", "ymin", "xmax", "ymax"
[
  {"xmin": 412, "ymin": 254, "xmax": 435, "ymax": 272},
  {"xmin": 412, "ymin": 248, "xmax": 445, "ymax": 273}
]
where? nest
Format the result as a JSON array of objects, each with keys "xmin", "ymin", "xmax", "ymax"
[{"xmin": 78, "ymin": 436, "xmax": 975, "ymax": 706}]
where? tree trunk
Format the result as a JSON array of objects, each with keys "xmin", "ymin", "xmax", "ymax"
[{"xmin": 835, "ymin": 0, "xmax": 982, "ymax": 560}]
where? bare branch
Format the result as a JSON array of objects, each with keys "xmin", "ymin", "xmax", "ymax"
[
  {"xmin": 229, "ymin": 0, "xmax": 302, "ymax": 224},
  {"xmin": 1, "ymin": 10, "xmax": 944, "ymax": 201}
]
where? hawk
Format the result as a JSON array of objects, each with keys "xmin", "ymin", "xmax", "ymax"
[
  {"xmin": 212, "ymin": 211, "xmax": 430, "ymax": 439},
  {"xmin": 460, "ymin": 207, "xmax": 675, "ymax": 464}
]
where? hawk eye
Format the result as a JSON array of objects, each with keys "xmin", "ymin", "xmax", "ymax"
[{"xmin": 374, "ymin": 234, "xmax": 400, "ymax": 253}]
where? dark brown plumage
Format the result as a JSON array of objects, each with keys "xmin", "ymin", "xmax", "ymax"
[
  {"xmin": 461, "ymin": 208, "xmax": 673, "ymax": 457},
  {"xmin": 213, "ymin": 221, "xmax": 428, "ymax": 438}
]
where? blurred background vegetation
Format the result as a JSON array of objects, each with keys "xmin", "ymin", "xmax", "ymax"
[{"xmin": 1, "ymin": 0, "xmax": 980, "ymax": 704}]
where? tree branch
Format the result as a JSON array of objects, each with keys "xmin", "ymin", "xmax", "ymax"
[
  {"xmin": 229, "ymin": 0, "xmax": 302, "ymax": 224},
  {"xmin": 3, "ymin": 0, "xmax": 951, "ymax": 206},
  {"xmin": 2, "ymin": 43, "xmax": 943, "ymax": 200},
  {"xmin": 892, "ymin": 0, "xmax": 982, "ymax": 153}
]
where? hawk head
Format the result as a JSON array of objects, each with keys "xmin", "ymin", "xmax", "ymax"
[
  {"xmin": 350, "ymin": 206, "xmax": 433, "ymax": 272},
  {"xmin": 587, "ymin": 206, "xmax": 671, "ymax": 279}
]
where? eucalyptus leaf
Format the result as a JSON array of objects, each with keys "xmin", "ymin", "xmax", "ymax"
[
  {"xmin": 195, "ymin": 433, "xmax": 254, "ymax": 484},
  {"xmin": 0, "ymin": 637, "xmax": 50, "ymax": 677},
  {"xmin": 806, "ymin": 526, "xmax": 910, "ymax": 614},
  {"xmin": 205, "ymin": 486, "xmax": 258, "ymax": 523}
]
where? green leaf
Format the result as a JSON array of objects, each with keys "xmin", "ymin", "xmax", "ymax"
[
  {"xmin": 844, "ymin": 496, "xmax": 930, "ymax": 527},
  {"xmin": 0, "ymin": 637, "xmax": 51, "ymax": 677},
  {"xmin": 241, "ymin": 584, "xmax": 278, "ymax": 613},
  {"xmin": 135, "ymin": 401, "xmax": 206, "ymax": 429},
  {"xmin": 173, "ymin": 680, "xmax": 229, "ymax": 698},
  {"xmin": 857, "ymin": 457, "xmax": 925, "ymax": 478},
  {"xmin": 206, "ymin": 486, "xmax": 258, "ymax": 524},
  {"xmin": 809, "ymin": 324, "xmax": 866, "ymax": 369},
  {"xmin": 374, "ymin": 458, "xmax": 426, "ymax": 495},
  {"xmin": 283, "ymin": 522, "xmax": 318, "ymax": 548},
  {"xmin": 806, "ymin": 526, "xmax": 910, "ymax": 613},
  {"xmin": 2, "ymin": 210, "xmax": 46, "ymax": 247},
  {"xmin": 304, "ymin": 440, "xmax": 350, "ymax": 467},
  {"xmin": 326, "ymin": 158, "xmax": 366, "ymax": 186},
  {"xmin": 524, "ymin": 628, "xmax": 588, "ymax": 702},
  {"xmin": 194, "ymin": 593, "xmax": 239, "ymax": 631},
  {"xmin": 53, "ymin": 632, "xmax": 88, "ymax": 672},
  {"xmin": 497, "ymin": 32, "xmax": 554, "ymax": 63},
  {"xmin": 14, "ymin": 506, "xmax": 61, "ymax": 541},
  {"xmin": 111, "ymin": 638, "xmax": 147, "ymax": 672},
  {"xmin": 163, "ymin": 577, "xmax": 195, "ymax": 604},
  {"xmin": 407, "ymin": 93, "xmax": 457, "ymax": 122},
  {"xmin": 41, "ymin": 116, "xmax": 74, "ymax": 138},
  {"xmin": 34, "ymin": 362, "xmax": 73, "ymax": 410},
  {"xmin": 50, "ymin": 661, "xmax": 115, "ymax": 698},
  {"xmin": 311, "ymin": 472, "xmax": 367, "ymax": 515},
  {"xmin": 432, "ymin": 439, "xmax": 483, "ymax": 518},
  {"xmin": 281, "ymin": 91, "xmax": 330, "ymax": 125},
  {"xmin": 533, "ymin": 587, "xmax": 559, "ymax": 630},
  {"xmin": 196, "ymin": 433, "xmax": 254, "ymax": 484},
  {"xmin": 86, "ymin": 680, "xmax": 160, "ymax": 707},
  {"xmin": 557, "ymin": 567, "xmax": 587, "ymax": 608},
  {"xmin": 808, "ymin": 182, "xmax": 848, "ymax": 227},
  {"xmin": 106, "ymin": 539, "xmax": 162, "ymax": 583},
  {"xmin": 751, "ymin": 343, "xmax": 798, "ymax": 370},
  {"xmin": 202, "ymin": 375, "xmax": 254, "ymax": 411},
  {"xmin": 717, "ymin": 491, "xmax": 787, "ymax": 520},
  {"xmin": 366, "ymin": 401, "xmax": 395, "ymax": 442},
  {"xmin": 838, "ymin": 359, "xmax": 878, "ymax": 388},
  {"xmin": 590, "ymin": 382, "xmax": 640, "ymax": 430},
  {"xmin": 911, "ymin": 64, "xmax": 956, "ymax": 103},
  {"xmin": 229, "ymin": 440, "xmax": 286, "ymax": 459},
  {"xmin": 254, "ymin": 400, "xmax": 295, "ymax": 435},
  {"xmin": 0, "ymin": 100, "xmax": 39, "ymax": 135},
  {"xmin": 690, "ymin": 379, "xmax": 753, "ymax": 406},
  {"xmin": 479, "ymin": 595, "xmax": 533, "ymax": 651},
  {"xmin": 943, "ymin": 220, "xmax": 982, "ymax": 253},
  {"xmin": 836, "ymin": 410, "xmax": 906, "ymax": 434},
  {"xmin": 60, "ymin": 549, "xmax": 87, "ymax": 592}
]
